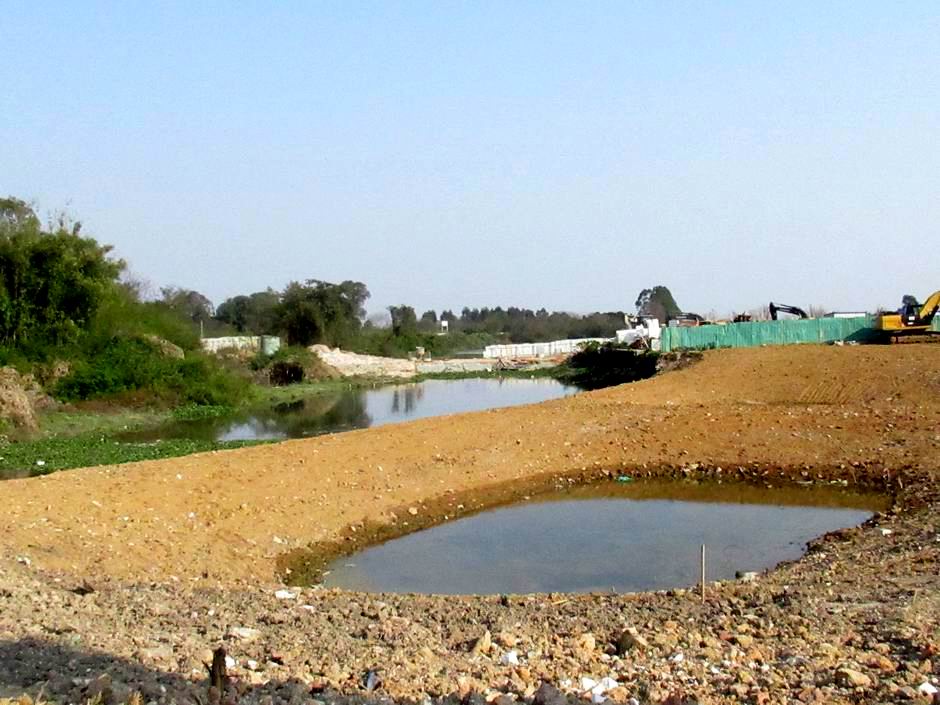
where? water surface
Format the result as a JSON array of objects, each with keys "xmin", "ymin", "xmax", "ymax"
[
  {"xmin": 125, "ymin": 378, "xmax": 577, "ymax": 442},
  {"xmin": 323, "ymin": 481, "xmax": 884, "ymax": 594}
]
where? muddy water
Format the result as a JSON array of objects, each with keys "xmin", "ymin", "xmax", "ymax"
[
  {"xmin": 124, "ymin": 378, "xmax": 577, "ymax": 442},
  {"xmin": 322, "ymin": 481, "xmax": 886, "ymax": 595}
]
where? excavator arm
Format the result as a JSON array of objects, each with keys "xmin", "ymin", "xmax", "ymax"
[
  {"xmin": 769, "ymin": 302, "xmax": 808, "ymax": 320},
  {"xmin": 915, "ymin": 290, "xmax": 940, "ymax": 326}
]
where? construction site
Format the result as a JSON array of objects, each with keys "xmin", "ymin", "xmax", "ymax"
[{"xmin": 1, "ymin": 340, "xmax": 938, "ymax": 705}]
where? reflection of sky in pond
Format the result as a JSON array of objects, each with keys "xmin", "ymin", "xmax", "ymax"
[
  {"xmin": 323, "ymin": 483, "xmax": 882, "ymax": 595},
  {"xmin": 122, "ymin": 378, "xmax": 577, "ymax": 443}
]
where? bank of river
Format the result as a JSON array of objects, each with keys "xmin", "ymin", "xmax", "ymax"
[{"xmin": 0, "ymin": 377, "xmax": 575, "ymax": 479}]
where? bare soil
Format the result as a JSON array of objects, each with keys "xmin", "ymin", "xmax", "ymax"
[{"xmin": 1, "ymin": 345, "xmax": 938, "ymax": 704}]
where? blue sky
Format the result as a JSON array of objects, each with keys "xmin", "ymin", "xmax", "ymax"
[{"xmin": 2, "ymin": 2, "xmax": 938, "ymax": 317}]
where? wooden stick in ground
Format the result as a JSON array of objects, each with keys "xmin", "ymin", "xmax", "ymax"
[{"xmin": 700, "ymin": 544, "xmax": 706, "ymax": 603}]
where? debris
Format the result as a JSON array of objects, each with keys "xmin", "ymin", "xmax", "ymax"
[
  {"xmin": 616, "ymin": 475, "xmax": 633, "ymax": 483},
  {"xmin": 226, "ymin": 626, "xmax": 261, "ymax": 642},
  {"xmin": 274, "ymin": 589, "xmax": 297, "ymax": 600},
  {"xmin": 918, "ymin": 681, "xmax": 938, "ymax": 696},
  {"xmin": 499, "ymin": 650, "xmax": 519, "ymax": 666},
  {"xmin": 364, "ymin": 669, "xmax": 381, "ymax": 691},
  {"xmin": 580, "ymin": 676, "xmax": 619, "ymax": 704}
]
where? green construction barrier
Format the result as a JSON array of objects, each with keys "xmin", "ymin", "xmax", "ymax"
[{"xmin": 659, "ymin": 316, "xmax": 881, "ymax": 352}]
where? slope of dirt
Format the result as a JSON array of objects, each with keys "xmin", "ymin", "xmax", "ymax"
[{"xmin": 1, "ymin": 344, "xmax": 938, "ymax": 704}]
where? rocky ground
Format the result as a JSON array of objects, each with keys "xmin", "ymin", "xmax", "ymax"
[{"xmin": 1, "ymin": 345, "xmax": 939, "ymax": 704}]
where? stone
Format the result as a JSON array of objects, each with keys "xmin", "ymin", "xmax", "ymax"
[
  {"xmin": 576, "ymin": 633, "xmax": 596, "ymax": 652},
  {"xmin": 227, "ymin": 626, "xmax": 262, "ymax": 642},
  {"xmin": 835, "ymin": 668, "xmax": 871, "ymax": 688},
  {"xmin": 471, "ymin": 630, "xmax": 492, "ymax": 655},
  {"xmin": 616, "ymin": 627, "xmax": 649, "ymax": 655},
  {"xmin": 532, "ymin": 682, "xmax": 566, "ymax": 705},
  {"xmin": 496, "ymin": 631, "xmax": 518, "ymax": 648},
  {"xmin": 141, "ymin": 335, "xmax": 185, "ymax": 359},
  {"xmin": 137, "ymin": 645, "xmax": 174, "ymax": 663},
  {"xmin": 734, "ymin": 634, "xmax": 754, "ymax": 648}
]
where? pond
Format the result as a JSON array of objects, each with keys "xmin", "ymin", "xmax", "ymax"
[
  {"xmin": 124, "ymin": 377, "xmax": 578, "ymax": 442},
  {"xmin": 321, "ymin": 481, "xmax": 885, "ymax": 594}
]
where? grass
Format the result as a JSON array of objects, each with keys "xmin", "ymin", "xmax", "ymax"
[{"xmin": 0, "ymin": 434, "xmax": 270, "ymax": 479}]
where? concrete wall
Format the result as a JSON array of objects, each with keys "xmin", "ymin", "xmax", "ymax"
[
  {"xmin": 483, "ymin": 337, "xmax": 610, "ymax": 359},
  {"xmin": 201, "ymin": 335, "xmax": 281, "ymax": 354}
]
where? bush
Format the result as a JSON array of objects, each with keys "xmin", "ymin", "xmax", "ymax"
[
  {"xmin": 54, "ymin": 337, "xmax": 248, "ymax": 406},
  {"xmin": 560, "ymin": 343, "xmax": 660, "ymax": 390}
]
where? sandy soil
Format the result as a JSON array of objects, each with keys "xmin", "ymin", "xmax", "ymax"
[{"xmin": 1, "ymin": 344, "xmax": 938, "ymax": 704}]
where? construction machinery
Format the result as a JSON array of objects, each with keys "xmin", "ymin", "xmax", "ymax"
[
  {"xmin": 769, "ymin": 302, "xmax": 808, "ymax": 320},
  {"xmin": 873, "ymin": 291, "xmax": 940, "ymax": 337}
]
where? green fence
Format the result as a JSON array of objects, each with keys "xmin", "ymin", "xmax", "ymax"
[{"xmin": 659, "ymin": 316, "xmax": 880, "ymax": 352}]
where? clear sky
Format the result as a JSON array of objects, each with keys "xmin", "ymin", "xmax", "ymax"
[{"xmin": 2, "ymin": 2, "xmax": 938, "ymax": 317}]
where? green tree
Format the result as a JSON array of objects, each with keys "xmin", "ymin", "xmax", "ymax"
[
  {"xmin": 635, "ymin": 285, "xmax": 681, "ymax": 324},
  {"xmin": 161, "ymin": 287, "xmax": 215, "ymax": 323},
  {"xmin": 388, "ymin": 305, "xmax": 418, "ymax": 337},
  {"xmin": 0, "ymin": 197, "xmax": 123, "ymax": 349},
  {"xmin": 276, "ymin": 279, "xmax": 369, "ymax": 346},
  {"xmin": 418, "ymin": 309, "xmax": 438, "ymax": 331}
]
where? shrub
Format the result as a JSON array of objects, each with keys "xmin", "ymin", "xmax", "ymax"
[
  {"xmin": 561, "ymin": 343, "xmax": 660, "ymax": 390},
  {"xmin": 54, "ymin": 337, "xmax": 247, "ymax": 406}
]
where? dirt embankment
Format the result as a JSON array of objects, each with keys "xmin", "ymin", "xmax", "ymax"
[{"xmin": 1, "ymin": 345, "xmax": 938, "ymax": 705}]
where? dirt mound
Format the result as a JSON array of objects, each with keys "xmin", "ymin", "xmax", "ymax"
[
  {"xmin": 139, "ymin": 334, "xmax": 185, "ymax": 359},
  {"xmin": 0, "ymin": 368, "xmax": 39, "ymax": 432}
]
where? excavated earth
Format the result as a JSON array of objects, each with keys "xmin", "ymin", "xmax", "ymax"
[{"xmin": 1, "ymin": 345, "xmax": 939, "ymax": 705}]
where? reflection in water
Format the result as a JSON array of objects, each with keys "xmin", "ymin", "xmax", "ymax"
[
  {"xmin": 390, "ymin": 385, "xmax": 424, "ymax": 415},
  {"xmin": 322, "ymin": 481, "xmax": 886, "ymax": 595},
  {"xmin": 122, "ymin": 378, "xmax": 576, "ymax": 443}
]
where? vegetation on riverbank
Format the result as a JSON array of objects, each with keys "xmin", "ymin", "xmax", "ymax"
[
  {"xmin": 0, "ymin": 433, "xmax": 269, "ymax": 480},
  {"xmin": 556, "ymin": 343, "xmax": 660, "ymax": 390}
]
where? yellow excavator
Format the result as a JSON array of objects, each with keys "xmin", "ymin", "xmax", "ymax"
[{"xmin": 873, "ymin": 291, "xmax": 940, "ymax": 338}]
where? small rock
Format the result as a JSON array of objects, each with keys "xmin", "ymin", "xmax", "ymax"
[
  {"xmin": 918, "ymin": 681, "xmax": 938, "ymax": 696},
  {"xmin": 896, "ymin": 685, "xmax": 917, "ymax": 700},
  {"xmin": 616, "ymin": 627, "xmax": 648, "ymax": 655},
  {"xmin": 137, "ymin": 645, "xmax": 174, "ymax": 663},
  {"xmin": 408, "ymin": 507, "xmax": 419, "ymax": 516},
  {"xmin": 471, "ymin": 630, "xmax": 492, "ymax": 655},
  {"xmin": 500, "ymin": 650, "xmax": 520, "ymax": 666},
  {"xmin": 496, "ymin": 631, "xmax": 517, "ymax": 648},
  {"xmin": 735, "ymin": 634, "xmax": 754, "ymax": 648},
  {"xmin": 532, "ymin": 682, "xmax": 566, "ymax": 705},
  {"xmin": 227, "ymin": 626, "xmax": 261, "ymax": 642},
  {"xmin": 835, "ymin": 668, "xmax": 871, "ymax": 688},
  {"xmin": 576, "ymin": 633, "xmax": 596, "ymax": 652},
  {"xmin": 275, "ymin": 589, "xmax": 297, "ymax": 600}
]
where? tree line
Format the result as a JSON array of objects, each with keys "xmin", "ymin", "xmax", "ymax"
[{"xmin": 0, "ymin": 195, "xmax": 684, "ymax": 405}]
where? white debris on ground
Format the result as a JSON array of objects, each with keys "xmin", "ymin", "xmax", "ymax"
[{"xmin": 309, "ymin": 346, "xmax": 499, "ymax": 379}]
